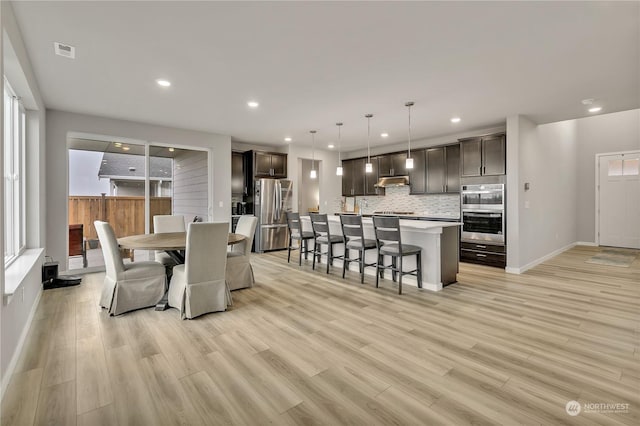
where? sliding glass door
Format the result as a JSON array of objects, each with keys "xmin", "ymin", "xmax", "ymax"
[{"xmin": 67, "ymin": 137, "xmax": 209, "ymax": 272}]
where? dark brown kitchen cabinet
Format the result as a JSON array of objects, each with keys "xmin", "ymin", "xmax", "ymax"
[
  {"xmin": 341, "ymin": 158, "xmax": 365, "ymax": 196},
  {"xmin": 426, "ymin": 147, "xmax": 446, "ymax": 193},
  {"xmin": 408, "ymin": 149, "xmax": 427, "ymax": 194},
  {"xmin": 254, "ymin": 151, "xmax": 287, "ymax": 178},
  {"xmin": 445, "ymin": 144, "xmax": 460, "ymax": 192},
  {"xmin": 378, "ymin": 152, "xmax": 407, "ymax": 177},
  {"xmin": 232, "ymin": 151, "xmax": 246, "ymax": 196},
  {"xmin": 365, "ymin": 157, "xmax": 383, "ymax": 195},
  {"xmin": 409, "ymin": 144, "xmax": 460, "ymax": 194},
  {"xmin": 460, "ymin": 133, "xmax": 505, "ymax": 177}
]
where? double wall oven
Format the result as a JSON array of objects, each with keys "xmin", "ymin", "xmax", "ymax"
[{"xmin": 460, "ymin": 183, "xmax": 506, "ymax": 267}]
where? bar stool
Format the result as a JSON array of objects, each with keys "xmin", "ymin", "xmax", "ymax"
[
  {"xmin": 372, "ymin": 216, "xmax": 423, "ymax": 294},
  {"xmin": 339, "ymin": 214, "xmax": 379, "ymax": 283},
  {"xmin": 286, "ymin": 212, "xmax": 314, "ymax": 265},
  {"xmin": 310, "ymin": 213, "xmax": 344, "ymax": 274}
]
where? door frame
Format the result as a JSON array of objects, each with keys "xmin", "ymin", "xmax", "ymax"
[{"xmin": 595, "ymin": 149, "xmax": 640, "ymax": 246}]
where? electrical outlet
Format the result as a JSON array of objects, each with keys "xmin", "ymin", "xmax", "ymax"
[{"xmin": 218, "ymin": 201, "xmax": 223, "ymax": 208}]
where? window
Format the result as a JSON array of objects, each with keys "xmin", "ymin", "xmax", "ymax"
[{"xmin": 4, "ymin": 78, "xmax": 26, "ymax": 264}]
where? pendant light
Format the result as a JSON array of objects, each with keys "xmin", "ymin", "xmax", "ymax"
[
  {"xmin": 405, "ymin": 101, "xmax": 415, "ymax": 169},
  {"xmin": 310, "ymin": 130, "xmax": 317, "ymax": 179},
  {"xmin": 336, "ymin": 122, "xmax": 344, "ymax": 176},
  {"xmin": 365, "ymin": 114, "xmax": 373, "ymax": 173}
]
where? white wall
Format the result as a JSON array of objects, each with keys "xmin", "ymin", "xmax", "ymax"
[
  {"xmin": 1, "ymin": 1, "xmax": 47, "ymax": 396},
  {"xmin": 286, "ymin": 144, "xmax": 341, "ymax": 214},
  {"xmin": 506, "ymin": 109, "xmax": 639, "ymax": 272},
  {"xmin": 173, "ymin": 150, "xmax": 209, "ymax": 222},
  {"xmin": 45, "ymin": 109, "xmax": 232, "ymax": 272},
  {"xmin": 511, "ymin": 117, "xmax": 578, "ymax": 271},
  {"xmin": 575, "ymin": 109, "xmax": 640, "ymax": 243},
  {"xmin": 298, "ymin": 159, "xmax": 319, "ymax": 213}
]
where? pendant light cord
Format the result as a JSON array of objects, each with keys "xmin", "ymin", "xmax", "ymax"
[
  {"xmin": 406, "ymin": 101, "xmax": 414, "ymax": 158},
  {"xmin": 365, "ymin": 114, "xmax": 373, "ymax": 162},
  {"xmin": 310, "ymin": 130, "xmax": 316, "ymax": 170}
]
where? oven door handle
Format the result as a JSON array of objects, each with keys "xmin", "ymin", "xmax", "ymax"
[{"xmin": 462, "ymin": 211, "xmax": 503, "ymax": 216}]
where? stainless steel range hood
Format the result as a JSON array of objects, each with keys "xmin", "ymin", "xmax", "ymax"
[{"xmin": 375, "ymin": 176, "xmax": 410, "ymax": 187}]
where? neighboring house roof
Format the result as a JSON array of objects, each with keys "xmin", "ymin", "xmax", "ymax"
[{"xmin": 98, "ymin": 152, "xmax": 172, "ymax": 180}]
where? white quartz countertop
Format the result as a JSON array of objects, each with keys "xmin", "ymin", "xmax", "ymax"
[{"xmin": 304, "ymin": 215, "xmax": 461, "ymax": 229}]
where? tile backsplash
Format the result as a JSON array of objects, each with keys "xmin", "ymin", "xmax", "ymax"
[{"xmin": 335, "ymin": 186, "xmax": 460, "ymax": 218}]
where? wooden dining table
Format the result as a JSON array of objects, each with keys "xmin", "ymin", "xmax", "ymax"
[
  {"xmin": 118, "ymin": 231, "xmax": 245, "ymax": 264},
  {"xmin": 118, "ymin": 231, "xmax": 246, "ymax": 310}
]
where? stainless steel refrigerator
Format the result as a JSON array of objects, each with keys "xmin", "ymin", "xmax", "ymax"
[{"xmin": 254, "ymin": 179, "xmax": 292, "ymax": 252}]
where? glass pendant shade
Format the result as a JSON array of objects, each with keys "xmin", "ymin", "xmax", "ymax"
[
  {"xmin": 365, "ymin": 162, "xmax": 373, "ymax": 173},
  {"xmin": 406, "ymin": 157, "xmax": 414, "ymax": 169},
  {"xmin": 310, "ymin": 169, "xmax": 317, "ymax": 179},
  {"xmin": 336, "ymin": 166, "xmax": 343, "ymax": 176}
]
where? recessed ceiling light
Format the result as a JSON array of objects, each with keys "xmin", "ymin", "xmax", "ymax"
[
  {"xmin": 114, "ymin": 142, "xmax": 122, "ymax": 147},
  {"xmin": 168, "ymin": 147, "xmax": 175, "ymax": 152},
  {"xmin": 284, "ymin": 137, "xmax": 292, "ymax": 142},
  {"xmin": 156, "ymin": 79, "xmax": 171, "ymax": 87},
  {"xmin": 328, "ymin": 144, "xmax": 335, "ymax": 149},
  {"xmin": 588, "ymin": 106, "xmax": 602, "ymax": 113},
  {"xmin": 450, "ymin": 117, "xmax": 461, "ymax": 123},
  {"xmin": 581, "ymin": 98, "xmax": 595, "ymax": 105},
  {"xmin": 247, "ymin": 101, "xmax": 259, "ymax": 108},
  {"xmin": 122, "ymin": 146, "xmax": 130, "ymax": 151},
  {"xmin": 380, "ymin": 133, "xmax": 389, "ymax": 138}
]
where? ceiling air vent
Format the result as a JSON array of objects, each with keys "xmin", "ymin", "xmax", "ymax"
[{"xmin": 54, "ymin": 42, "xmax": 75, "ymax": 59}]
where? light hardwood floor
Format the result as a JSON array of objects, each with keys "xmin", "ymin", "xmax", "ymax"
[{"xmin": 2, "ymin": 245, "xmax": 639, "ymax": 425}]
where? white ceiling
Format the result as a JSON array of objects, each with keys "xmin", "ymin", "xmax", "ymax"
[{"xmin": 10, "ymin": 1, "xmax": 640, "ymax": 151}]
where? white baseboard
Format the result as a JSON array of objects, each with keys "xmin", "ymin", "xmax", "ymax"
[
  {"xmin": 576, "ymin": 241, "xmax": 598, "ymax": 246},
  {"xmin": 1, "ymin": 287, "xmax": 43, "ymax": 401},
  {"xmin": 506, "ymin": 242, "xmax": 577, "ymax": 274}
]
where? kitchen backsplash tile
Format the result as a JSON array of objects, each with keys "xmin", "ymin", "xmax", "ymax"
[{"xmin": 334, "ymin": 186, "xmax": 460, "ymax": 218}]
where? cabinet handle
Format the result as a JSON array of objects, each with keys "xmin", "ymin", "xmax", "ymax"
[
  {"xmin": 476, "ymin": 253, "xmax": 487, "ymax": 257},
  {"xmin": 476, "ymin": 245, "xmax": 486, "ymax": 249},
  {"xmin": 483, "ymin": 166, "xmax": 486, "ymax": 175},
  {"xmin": 391, "ymin": 168, "xmax": 394, "ymax": 176},
  {"xmin": 479, "ymin": 166, "xmax": 482, "ymax": 175},
  {"xmin": 442, "ymin": 185, "xmax": 445, "ymax": 193}
]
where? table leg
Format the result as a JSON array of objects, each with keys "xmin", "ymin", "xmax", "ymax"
[{"xmin": 156, "ymin": 250, "xmax": 183, "ymax": 311}]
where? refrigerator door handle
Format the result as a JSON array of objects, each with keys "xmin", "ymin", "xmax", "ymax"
[{"xmin": 275, "ymin": 180, "xmax": 282, "ymax": 219}]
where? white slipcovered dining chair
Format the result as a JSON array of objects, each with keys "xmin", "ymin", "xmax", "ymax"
[
  {"xmin": 153, "ymin": 215, "xmax": 186, "ymax": 266},
  {"xmin": 167, "ymin": 222, "xmax": 232, "ymax": 319},
  {"xmin": 226, "ymin": 215, "xmax": 258, "ymax": 290},
  {"xmin": 94, "ymin": 221, "xmax": 167, "ymax": 316}
]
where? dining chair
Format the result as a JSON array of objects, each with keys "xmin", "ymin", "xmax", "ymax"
[
  {"xmin": 286, "ymin": 211, "xmax": 313, "ymax": 265},
  {"xmin": 153, "ymin": 215, "xmax": 186, "ymax": 267},
  {"xmin": 226, "ymin": 215, "xmax": 258, "ymax": 290},
  {"xmin": 310, "ymin": 213, "xmax": 344, "ymax": 274},
  {"xmin": 372, "ymin": 216, "xmax": 423, "ymax": 295},
  {"xmin": 94, "ymin": 221, "xmax": 167, "ymax": 315},
  {"xmin": 339, "ymin": 214, "xmax": 380, "ymax": 283},
  {"xmin": 167, "ymin": 222, "xmax": 231, "ymax": 319}
]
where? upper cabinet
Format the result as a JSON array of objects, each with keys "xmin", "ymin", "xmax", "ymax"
[
  {"xmin": 408, "ymin": 149, "xmax": 427, "ymax": 194},
  {"xmin": 232, "ymin": 151, "xmax": 246, "ymax": 196},
  {"xmin": 341, "ymin": 158, "xmax": 365, "ymax": 196},
  {"xmin": 460, "ymin": 133, "xmax": 505, "ymax": 177},
  {"xmin": 252, "ymin": 151, "xmax": 287, "ymax": 178},
  {"xmin": 409, "ymin": 144, "xmax": 460, "ymax": 194},
  {"xmin": 378, "ymin": 152, "xmax": 407, "ymax": 177}
]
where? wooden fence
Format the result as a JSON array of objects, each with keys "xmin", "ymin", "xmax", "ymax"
[{"xmin": 68, "ymin": 195, "xmax": 172, "ymax": 241}]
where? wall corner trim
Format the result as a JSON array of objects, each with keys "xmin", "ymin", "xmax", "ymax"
[{"xmin": 506, "ymin": 242, "xmax": 578, "ymax": 274}]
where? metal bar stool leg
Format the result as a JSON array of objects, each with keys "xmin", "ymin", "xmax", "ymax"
[
  {"xmin": 416, "ymin": 252, "xmax": 423, "ymax": 288},
  {"xmin": 360, "ymin": 248, "xmax": 365, "ymax": 283},
  {"xmin": 398, "ymin": 256, "xmax": 403, "ymax": 295},
  {"xmin": 343, "ymin": 248, "xmax": 349, "ymax": 278}
]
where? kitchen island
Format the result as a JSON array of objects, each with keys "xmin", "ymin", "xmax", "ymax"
[{"xmin": 301, "ymin": 215, "xmax": 461, "ymax": 291}]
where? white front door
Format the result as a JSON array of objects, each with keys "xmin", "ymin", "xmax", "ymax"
[{"xmin": 598, "ymin": 152, "xmax": 640, "ymax": 248}]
